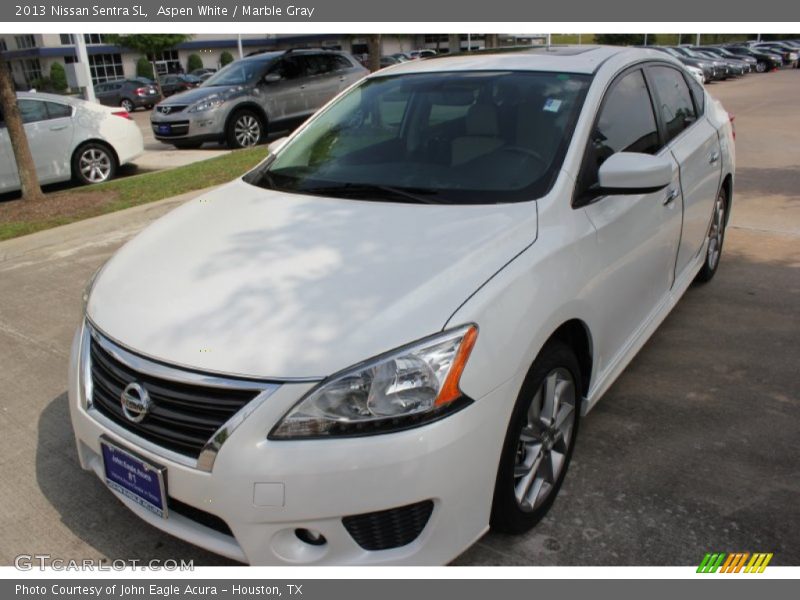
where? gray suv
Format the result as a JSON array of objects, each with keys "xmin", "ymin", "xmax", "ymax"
[{"xmin": 150, "ymin": 49, "xmax": 367, "ymax": 149}]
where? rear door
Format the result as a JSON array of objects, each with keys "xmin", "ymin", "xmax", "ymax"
[
  {"xmin": 261, "ymin": 56, "xmax": 311, "ymax": 123},
  {"xmin": 18, "ymin": 98, "xmax": 75, "ymax": 183},
  {"xmin": 646, "ymin": 64, "xmax": 721, "ymax": 277},
  {"xmin": 578, "ymin": 67, "xmax": 683, "ymax": 367}
]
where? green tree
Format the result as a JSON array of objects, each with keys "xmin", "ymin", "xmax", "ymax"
[
  {"xmin": 50, "ymin": 62, "xmax": 68, "ymax": 92},
  {"xmin": 594, "ymin": 34, "xmax": 645, "ymax": 46},
  {"xmin": 105, "ymin": 34, "xmax": 190, "ymax": 93},
  {"xmin": 187, "ymin": 53, "xmax": 203, "ymax": 73},
  {"xmin": 220, "ymin": 51, "xmax": 234, "ymax": 67},
  {"xmin": 136, "ymin": 56, "xmax": 154, "ymax": 80},
  {"xmin": 0, "ymin": 54, "xmax": 44, "ymax": 201}
]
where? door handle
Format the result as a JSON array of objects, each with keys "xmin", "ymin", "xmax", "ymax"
[
  {"xmin": 708, "ymin": 151, "xmax": 720, "ymax": 165},
  {"xmin": 50, "ymin": 124, "xmax": 68, "ymax": 131},
  {"xmin": 663, "ymin": 188, "xmax": 680, "ymax": 206}
]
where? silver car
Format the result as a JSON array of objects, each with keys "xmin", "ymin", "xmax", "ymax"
[{"xmin": 150, "ymin": 49, "xmax": 368, "ymax": 149}]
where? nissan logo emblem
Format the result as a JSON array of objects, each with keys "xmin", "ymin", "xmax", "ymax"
[{"xmin": 120, "ymin": 382, "xmax": 151, "ymax": 423}]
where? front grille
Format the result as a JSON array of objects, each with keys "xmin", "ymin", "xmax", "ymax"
[
  {"xmin": 89, "ymin": 338, "xmax": 261, "ymax": 459},
  {"xmin": 342, "ymin": 500, "xmax": 434, "ymax": 551},
  {"xmin": 168, "ymin": 497, "xmax": 233, "ymax": 537},
  {"xmin": 157, "ymin": 105, "xmax": 187, "ymax": 114}
]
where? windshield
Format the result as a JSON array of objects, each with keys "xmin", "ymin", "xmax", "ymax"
[
  {"xmin": 202, "ymin": 59, "xmax": 271, "ymax": 87},
  {"xmin": 246, "ymin": 71, "xmax": 591, "ymax": 204}
]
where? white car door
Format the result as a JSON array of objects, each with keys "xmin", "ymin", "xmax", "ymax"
[
  {"xmin": 18, "ymin": 98, "xmax": 75, "ymax": 184},
  {"xmin": 646, "ymin": 65, "xmax": 722, "ymax": 277},
  {"xmin": 577, "ymin": 68, "xmax": 683, "ymax": 371}
]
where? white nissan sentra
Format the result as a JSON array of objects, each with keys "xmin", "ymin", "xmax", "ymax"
[{"xmin": 69, "ymin": 46, "xmax": 734, "ymax": 565}]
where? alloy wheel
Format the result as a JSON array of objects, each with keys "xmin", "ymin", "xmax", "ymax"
[
  {"xmin": 79, "ymin": 148, "xmax": 112, "ymax": 183},
  {"xmin": 513, "ymin": 367, "xmax": 577, "ymax": 512},
  {"xmin": 234, "ymin": 115, "xmax": 261, "ymax": 147},
  {"xmin": 121, "ymin": 99, "xmax": 135, "ymax": 112},
  {"xmin": 707, "ymin": 193, "xmax": 726, "ymax": 270}
]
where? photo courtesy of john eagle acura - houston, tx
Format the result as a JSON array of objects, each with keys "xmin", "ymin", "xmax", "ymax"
[{"xmin": 70, "ymin": 45, "xmax": 734, "ymax": 565}]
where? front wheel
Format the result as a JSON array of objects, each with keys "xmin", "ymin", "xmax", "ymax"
[
  {"xmin": 695, "ymin": 188, "xmax": 728, "ymax": 283},
  {"xmin": 756, "ymin": 61, "xmax": 768, "ymax": 73},
  {"xmin": 226, "ymin": 110, "xmax": 264, "ymax": 149},
  {"xmin": 490, "ymin": 340, "xmax": 581, "ymax": 534}
]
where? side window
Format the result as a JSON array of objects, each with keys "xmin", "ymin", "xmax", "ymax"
[
  {"xmin": 577, "ymin": 69, "xmax": 659, "ymax": 198},
  {"xmin": 45, "ymin": 102, "xmax": 72, "ymax": 119},
  {"xmin": 686, "ymin": 74, "xmax": 705, "ymax": 115},
  {"xmin": 18, "ymin": 100, "xmax": 49, "ymax": 124},
  {"xmin": 307, "ymin": 54, "xmax": 333, "ymax": 75},
  {"xmin": 330, "ymin": 55, "xmax": 353, "ymax": 71},
  {"xmin": 275, "ymin": 56, "xmax": 307, "ymax": 80},
  {"xmin": 649, "ymin": 66, "xmax": 697, "ymax": 142}
]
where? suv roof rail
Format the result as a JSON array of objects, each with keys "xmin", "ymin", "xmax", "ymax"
[{"xmin": 282, "ymin": 47, "xmax": 335, "ymax": 55}]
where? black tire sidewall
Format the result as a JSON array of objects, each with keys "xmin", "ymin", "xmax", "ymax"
[{"xmin": 490, "ymin": 340, "xmax": 582, "ymax": 534}]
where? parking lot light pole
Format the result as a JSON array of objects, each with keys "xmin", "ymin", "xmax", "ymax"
[
  {"xmin": 75, "ymin": 34, "xmax": 96, "ymax": 104},
  {"xmin": 696, "ymin": 33, "xmax": 701, "ymax": 45},
  {"xmin": 237, "ymin": 34, "xmax": 243, "ymax": 59}
]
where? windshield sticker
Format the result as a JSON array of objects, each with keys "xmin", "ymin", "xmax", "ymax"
[{"xmin": 543, "ymin": 98, "xmax": 563, "ymax": 113}]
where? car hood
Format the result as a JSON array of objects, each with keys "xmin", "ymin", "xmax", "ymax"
[
  {"xmin": 87, "ymin": 179, "xmax": 538, "ymax": 379},
  {"xmin": 158, "ymin": 84, "xmax": 241, "ymax": 106}
]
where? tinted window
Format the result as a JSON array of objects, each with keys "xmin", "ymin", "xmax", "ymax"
[
  {"xmin": 246, "ymin": 71, "xmax": 591, "ymax": 204},
  {"xmin": 305, "ymin": 55, "xmax": 332, "ymax": 75},
  {"xmin": 46, "ymin": 102, "xmax": 72, "ymax": 119},
  {"xmin": 330, "ymin": 55, "xmax": 353, "ymax": 70},
  {"xmin": 274, "ymin": 56, "xmax": 308, "ymax": 80},
  {"xmin": 577, "ymin": 69, "xmax": 659, "ymax": 197},
  {"xmin": 649, "ymin": 66, "xmax": 696, "ymax": 142},
  {"xmin": 18, "ymin": 100, "xmax": 48, "ymax": 124}
]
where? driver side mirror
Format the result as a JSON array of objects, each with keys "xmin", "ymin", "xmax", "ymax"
[
  {"xmin": 597, "ymin": 152, "xmax": 672, "ymax": 194},
  {"xmin": 263, "ymin": 73, "xmax": 282, "ymax": 84}
]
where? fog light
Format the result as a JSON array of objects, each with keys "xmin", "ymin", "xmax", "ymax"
[{"xmin": 295, "ymin": 528, "xmax": 326, "ymax": 546}]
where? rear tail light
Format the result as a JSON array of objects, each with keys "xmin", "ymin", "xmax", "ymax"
[
  {"xmin": 112, "ymin": 110, "xmax": 133, "ymax": 120},
  {"xmin": 728, "ymin": 112, "xmax": 736, "ymax": 141},
  {"xmin": 135, "ymin": 87, "xmax": 147, "ymax": 96}
]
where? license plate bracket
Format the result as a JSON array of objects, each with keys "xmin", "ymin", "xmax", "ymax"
[{"xmin": 100, "ymin": 435, "xmax": 168, "ymax": 518}]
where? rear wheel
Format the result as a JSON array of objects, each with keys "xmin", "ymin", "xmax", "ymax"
[
  {"xmin": 72, "ymin": 142, "xmax": 117, "ymax": 185},
  {"xmin": 226, "ymin": 109, "xmax": 264, "ymax": 148},
  {"xmin": 120, "ymin": 98, "xmax": 135, "ymax": 112},
  {"xmin": 695, "ymin": 187, "xmax": 728, "ymax": 283},
  {"xmin": 756, "ymin": 61, "xmax": 768, "ymax": 73},
  {"xmin": 491, "ymin": 341, "xmax": 581, "ymax": 534}
]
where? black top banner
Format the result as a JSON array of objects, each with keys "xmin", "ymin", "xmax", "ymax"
[{"xmin": 3, "ymin": 0, "xmax": 799, "ymax": 22}]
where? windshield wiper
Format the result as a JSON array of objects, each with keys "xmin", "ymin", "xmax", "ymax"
[{"xmin": 298, "ymin": 183, "xmax": 442, "ymax": 204}]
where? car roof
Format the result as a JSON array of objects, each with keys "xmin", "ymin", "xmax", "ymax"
[
  {"xmin": 16, "ymin": 91, "xmax": 79, "ymax": 104},
  {"xmin": 371, "ymin": 45, "xmax": 669, "ymax": 76}
]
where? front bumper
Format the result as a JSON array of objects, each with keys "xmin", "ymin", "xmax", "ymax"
[
  {"xmin": 68, "ymin": 324, "xmax": 513, "ymax": 565},
  {"xmin": 150, "ymin": 107, "xmax": 226, "ymax": 143}
]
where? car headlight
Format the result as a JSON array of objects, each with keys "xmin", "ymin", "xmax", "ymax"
[
  {"xmin": 270, "ymin": 325, "xmax": 478, "ymax": 439},
  {"xmin": 188, "ymin": 98, "xmax": 224, "ymax": 113}
]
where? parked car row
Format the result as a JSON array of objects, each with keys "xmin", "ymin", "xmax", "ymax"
[{"xmin": 648, "ymin": 39, "xmax": 799, "ymax": 83}]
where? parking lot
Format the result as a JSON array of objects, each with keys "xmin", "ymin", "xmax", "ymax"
[{"xmin": 0, "ymin": 69, "xmax": 797, "ymax": 566}]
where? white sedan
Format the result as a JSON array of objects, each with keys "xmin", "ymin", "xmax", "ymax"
[
  {"xmin": 70, "ymin": 46, "xmax": 734, "ymax": 565},
  {"xmin": 0, "ymin": 92, "xmax": 143, "ymax": 193}
]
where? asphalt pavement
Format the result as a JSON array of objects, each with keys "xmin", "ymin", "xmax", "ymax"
[{"xmin": 0, "ymin": 69, "xmax": 797, "ymax": 567}]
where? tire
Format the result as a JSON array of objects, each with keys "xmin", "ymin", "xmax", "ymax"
[
  {"xmin": 490, "ymin": 340, "xmax": 581, "ymax": 534},
  {"xmin": 173, "ymin": 141, "xmax": 203, "ymax": 150},
  {"xmin": 72, "ymin": 142, "xmax": 117, "ymax": 186},
  {"xmin": 756, "ymin": 61, "xmax": 768, "ymax": 73},
  {"xmin": 120, "ymin": 98, "xmax": 135, "ymax": 112},
  {"xmin": 226, "ymin": 109, "xmax": 265, "ymax": 149},
  {"xmin": 695, "ymin": 187, "xmax": 728, "ymax": 283}
]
